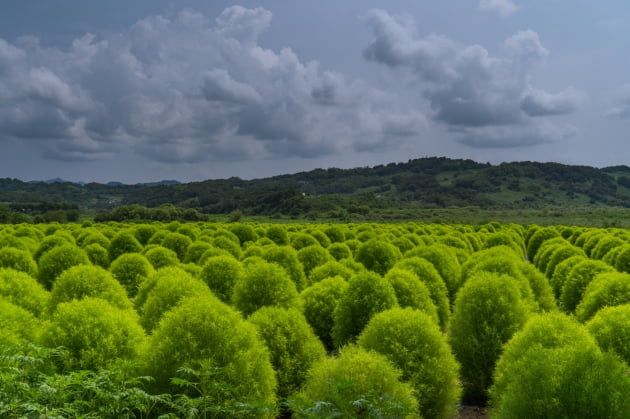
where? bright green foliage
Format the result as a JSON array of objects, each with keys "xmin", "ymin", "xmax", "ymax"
[
  {"xmin": 108, "ymin": 231, "xmax": 143, "ymax": 262},
  {"xmin": 137, "ymin": 266, "xmax": 213, "ymax": 332},
  {"xmin": 532, "ymin": 237, "xmax": 566, "ymax": 273},
  {"xmin": 309, "ymin": 230, "xmax": 331, "ymax": 248},
  {"xmin": 560, "ymin": 259, "xmax": 614, "ymax": 313},
  {"xmin": 517, "ymin": 263, "xmax": 558, "ymax": 312},
  {"xmin": 582, "ymin": 232, "xmax": 607, "ymax": 257},
  {"xmin": 84, "ymin": 243, "xmax": 110, "ymax": 268},
  {"xmin": 0, "ymin": 298, "xmax": 41, "ymax": 343},
  {"xmin": 481, "ymin": 232, "xmax": 524, "ymax": 257},
  {"xmin": 161, "ymin": 232, "xmax": 192, "ymax": 261},
  {"xmin": 490, "ymin": 345, "xmax": 630, "ymax": 419},
  {"xmin": 199, "ymin": 255, "xmax": 244, "ymax": 302},
  {"xmin": 38, "ymin": 244, "xmax": 89, "ymax": 290},
  {"xmin": 183, "ymin": 241, "xmax": 213, "ymax": 264},
  {"xmin": 248, "ymin": 307, "xmax": 326, "ymax": 399},
  {"xmin": 358, "ymin": 308, "xmax": 461, "ymax": 419},
  {"xmin": 212, "ymin": 235, "xmax": 242, "ymax": 259},
  {"xmin": 576, "ymin": 271, "xmax": 630, "ymax": 322},
  {"xmin": 147, "ymin": 229, "xmax": 169, "ymax": 245},
  {"xmin": 40, "ymin": 298, "xmax": 145, "ymax": 371},
  {"xmin": 550, "ymin": 255, "xmax": 585, "ymax": 298},
  {"xmin": 49, "ymin": 265, "xmax": 132, "ymax": 314},
  {"xmin": 543, "ymin": 244, "xmax": 585, "ymax": 279},
  {"xmin": 395, "ymin": 257, "xmax": 450, "ymax": 330},
  {"xmin": 144, "ymin": 245, "xmax": 179, "ymax": 269},
  {"xmin": 355, "ymin": 239, "xmax": 401, "ymax": 276},
  {"xmin": 289, "ymin": 346, "xmax": 419, "ymax": 418},
  {"xmin": 0, "ymin": 247, "xmax": 37, "ymax": 277},
  {"xmin": 384, "ymin": 268, "xmax": 439, "ymax": 324},
  {"xmin": 228, "ymin": 224, "xmax": 258, "ymax": 245},
  {"xmin": 586, "ymin": 304, "xmax": 630, "ymax": 364},
  {"xmin": 323, "ymin": 226, "xmax": 345, "ymax": 243},
  {"xmin": 405, "ymin": 244, "xmax": 462, "ymax": 300},
  {"xmin": 449, "ymin": 271, "xmax": 531, "ymax": 404},
  {"xmin": 297, "ymin": 245, "xmax": 331, "ymax": 278},
  {"xmin": 78, "ymin": 231, "xmax": 110, "ymax": 249},
  {"xmin": 266, "ymin": 225, "xmax": 289, "ymax": 245},
  {"xmin": 0, "ymin": 268, "xmax": 49, "ymax": 316},
  {"xmin": 33, "ymin": 235, "xmax": 72, "ymax": 261},
  {"xmin": 332, "ymin": 271, "xmax": 398, "ymax": 348},
  {"xmin": 526, "ymin": 227, "xmax": 560, "ymax": 262},
  {"xmin": 592, "ymin": 235, "xmax": 624, "ymax": 260},
  {"xmin": 308, "ymin": 260, "xmax": 353, "ymax": 285},
  {"xmin": 109, "ymin": 253, "xmax": 155, "ymax": 297},
  {"xmin": 232, "ymin": 260, "xmax": 299, "ymax": 316},
  {"xmin": 290, "ymin": 233, "xmax": 320, "ymax": 251},
  {"xmin": 143, "ymin": 296, "xmax": 277, "ymax": 415},
  {"xmin": 300, "ymin": 276, "xmax": 348, "ymax": 351},
  {"xmin": 133, "ymin": 224, "xmax": 157, "ymax": 245},
  {"xmin": 327, "ymin": 242, "xmax": 352, "ymax": 261},
  {"xmin": 491, "ymin": 312, "xmax": 599, "ymax": 403},
  {"xmin": 261, "ymin": 245, "xmax": 307, "ymax": 291},
  {"xmin": 614, "ymin": 244, "xmax": 630, "ymax": 273}
]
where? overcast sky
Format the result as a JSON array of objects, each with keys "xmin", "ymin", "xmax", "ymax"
[{"xmin": 1, "ymin": 1, "xmax": 629, "ymax": 183}]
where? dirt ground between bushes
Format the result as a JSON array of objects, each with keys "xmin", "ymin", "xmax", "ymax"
[{"xmin": 458, "ymin": 406, "xmax": 489, "ymax": 418}]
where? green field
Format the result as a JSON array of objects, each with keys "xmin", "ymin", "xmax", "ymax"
[{"xmin": 1, "ymin": 220, "xmax": 630, "ymax": 418}]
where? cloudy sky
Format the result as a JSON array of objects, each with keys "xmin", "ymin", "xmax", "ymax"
[{"xmin": 1, "ymin": 1, "xmax": 629, "ymax": 183}]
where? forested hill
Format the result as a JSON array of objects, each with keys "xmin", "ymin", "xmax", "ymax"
[{"xmin": 3, "ymin": 157, "xmax": 630, "ymax": 220}]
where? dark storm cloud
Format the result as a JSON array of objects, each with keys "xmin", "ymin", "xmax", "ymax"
[
  {"xmin": 363, "ymin": 9, "xmax": 583, "ymax": 148},
  {"xmin": 0, "ymin": 6, "xmax": 423, "ymax": 164}
]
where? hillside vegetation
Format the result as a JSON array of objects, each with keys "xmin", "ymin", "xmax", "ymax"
[{"xmin": 3, "ymin": 157, "xmax": 630, "ymax": 223}]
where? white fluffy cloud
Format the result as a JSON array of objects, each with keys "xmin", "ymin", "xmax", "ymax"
[
  {"xmin": 363, "ymin": 9, "xmax": 583, "ymax": 148},
  {"xmin": 0, "ymin": 6, "xmax": 424, "ymax": 164},
  {"xmin": 479, "ymin": 0, "xmax": 518, "ymax": 17},
  {"xmin": 605, "ymin": 84, "xmax": 630, "ymax": 119}
]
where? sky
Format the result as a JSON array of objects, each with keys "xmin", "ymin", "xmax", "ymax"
[{"xmin": 1, "ymin": 1, "xmax": 629, "ymax": 183}]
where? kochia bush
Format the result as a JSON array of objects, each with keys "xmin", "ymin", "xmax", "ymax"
[
  {"xmin": 0, "ymin": 268, "xmax": 49, "ymax": 317},
  {"xmin": 40, "ymin": 297, "xmax": 145, "ymax": 371},
  {"xmin": 143, "ymin": 246, "xmax": 179, "ymax": 269},
  {"xmin": 560, "ymin": 259, "xmax": 615, "ymax": 313},
  {"xmin": 449, "ymin": 271, "xmax": 531, "ymax": 404},
  {"xmin": 108, "ymin": 231, "xmax": 142, "ymax": 262},
  {"xmin": 384, "ymin": 268, "xmax": 439, "ymax": 324},
  {"xmin": 289, "ymin": 346, "xmax": 419, "ymax": 418},
  {"xmin": 160, "ymin": 232, "xmax": 192, "ymax": 261},
  {"xmin": 297, "ymin": 245, "xmax": 331, "ymax": 278},
  {"xmin": 358, "ymin": 308, "xmax": 461, "ymax": 419},
  {"xmin": 332, "ymin": 271, "xmax": 398, "ymax": 348},
  {"xmin": 199, "ymin": 255, "xmax": 244, "ymax": 303},
  {"xmin": 0, "ymin": 247, "xmax": 37, "ymax": 277},
  {"xmin": 406, "ymin": 244, "xmax": 462, "ymax": 299},
  {"xmin": 143, "ymin": 296, "xmax": 277, "ymax": 416},
  {"xmin": 248, "ymin": 306, "xmax": 326, "ymax": 399},
  {"xmin": 0, "ymin": 297, "xmax": 41, "ymax": 344},
  {"xmin": 576, "ymin": 271, "xmax": 630, "ymax": 322},
  {"xmin": 109, "ymin": 253, "xmax": 154, "ymax": 297},
  {"xmin": 37, "ymin": 244, "xmax": 89, "ymax": 290},
  {"xmin": 354, "ymin": 239, "xmax": 401, "ymax": 276},
  {"xmin": 300, "ymin": 276, "xmax": 348, "ymax": 351},
  {"xmin": 586, "ymin": 304, "xmax": 630, "ymax": 364}
]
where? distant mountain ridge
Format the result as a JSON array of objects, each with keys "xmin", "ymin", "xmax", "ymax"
[{"xmin": 5, "ymin": 157, "xmax": 630, "ymax": 217}]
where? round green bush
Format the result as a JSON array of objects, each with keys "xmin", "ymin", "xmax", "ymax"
[
  {"xmin": 261, "ymin": 245, "xmax": 307, "ymax": 291},
  {"xmin": 48, "ymin": 264, "xmax": 132, "ymax": 313},
  {"xmin": 289, "ymin": 233, "xmax": 319, "ymax": 251},
  {"xmin": 481, "ymin": 232, "xmax": 524, "ymax": 257},
  {"xmin": 526, "ymin": 227, "xmax": 560, "ymax": 262},
  {"xmin": 592, "ymin": 235, "xmax": 624, "ymax": 260},
  {"xmin": 326, "ymin": 242, "xmax": 352, "ymax": 261},
  {"xmin": 199, "ymin": 255, "xmax": 244, "ymax": 303},
  {"xmin": 550, "ymin": 255, "xmax": 585, "ymax": 298},
  {"xmin": 289, "ymin": 346, "xmax": 419, "ymax": 418},
  {"xmin": 37, "ymin": 244, "xmax": 89, "ymax": 290},
  {"xmin": 231, "ymin": 260, "xmax": 299, "ymax": 316},
  {"xmin": 143, "ymin": 295, "xmax": 277, "ymax": 415},
  {"xmin": 108, "ymin": 231, "xmax": 143, "ymax": 262},
  {"xmin": 582, "ymin": 231, "xmax": 607, "ymax": 257},
  {"xmin": 332, "ymin": 271, "xmax": 398, "ymax": 348},
  {"xmin": 78, "ymin": 231, "xmax": 110, "ymax": 249},
  {"xmin": 394, "ymin": 257, "xmax": 450, "ymax": 330},
  {"xmin": 161, "ymin": 232, "xmax": 192, "ymax": 261},
  {"xmin": 212, "ymin": 235, "xmax": 242, "ymax": 259},
  {"xmin": 449, "ymin": 271, "xmax": 531, "ymax": 404},
  {"xmin": 33, "ymin": 235, "xmax": 73, "ymax": 261},
  {"xmin": 586, "ymin": 304, "xmax": 630, "ymax": 364},
  {"xmin": 576, "ymin": 271, "xmax": 630, "ymax": 322},
  {"xmin": 229, "ymin": 224, "xmax": 258, "ymax": 246},
  {"xmin": 517, "ymin": 262, "xmax": 558, "ymax": 312},
  {"xmin": 358, "ymin": 308, "xmax": 461, "ymax": 419},
  {"xmin": 84, "ymin": 243, "xmax": 110, "ymax": 268},
  {"xmin": 144, "ymin": 246, "xmax": 179, "ymax": 269},
  {"xmin": 133, "ymin": 225, "xmax": 157, "ymax": 246},
  {"xmin": 355, "ymin": 239, "xmax": 401, "ymax": 276},
  {"xmin": 532, "ymin": 237, "xmax": 566, "ymax": 273},
  {"xmin": 248, "ymin": 306, "xmax": 326, "ymax": 399},
  {"xmin": 491, "ymin": 312, "xmax": 599, "ymax": 403},
  {"xmin": 323, "ymin": 226, "xmax": 345, "ymax": 243},
  {"xmin": 560, "ymin": 259, "xmax": 614, "ymax": 313},
  {"xmin": 266, "ymin": 225, "xmax": 289, "ymax": 245},
  {"xmin": 0, "ymin": 297, "xmax": 41, "ymax": 344},
  {"xmin": 614, "ymin": 243, "xmax": 630, "ymax": 273},
  {"xmin": 0, "ymin": 268, "xmax": 49, "ymax": 317},
  {"xmin": 137, "ymin": 266, "xmax": 213, "ymax": 332},
  {"xmin": 308, "ymin": 260, "xmax": 353, "ymax": 285},
  {"xmin": 109, "ymin": 253, "xmax": 155, "ymax": 297},
  {"xmin": 384, "ymin": 268, "xmax": 439, "ymax": 324},
  {"xmin": 300, "ymin": 276, "xmax": 348, "ymax": 351},
  {"xmin": 543, "ymin": 244, "xmax": 585, "ymax": 279},
  {"xmin": 297, "ymin": 245, "xmax": 331, "ymax": 279},
  {"xmin": 183, "ymin": 241, "xmax": 213, "ymax": 264},
  {"xmin": 405, "ymin": 244, "xmax": 462, "ymax": 300},
  {"xmin": 490, "ymin": 345, "xmax": 630, "ymax": 419},
  {"xmin": 0, "ymin": 247, "xmax": 37, "ymax": 277},
  {"xmin": 40, "ymin": 297, "xmax": 145, "ymax": 371}
]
